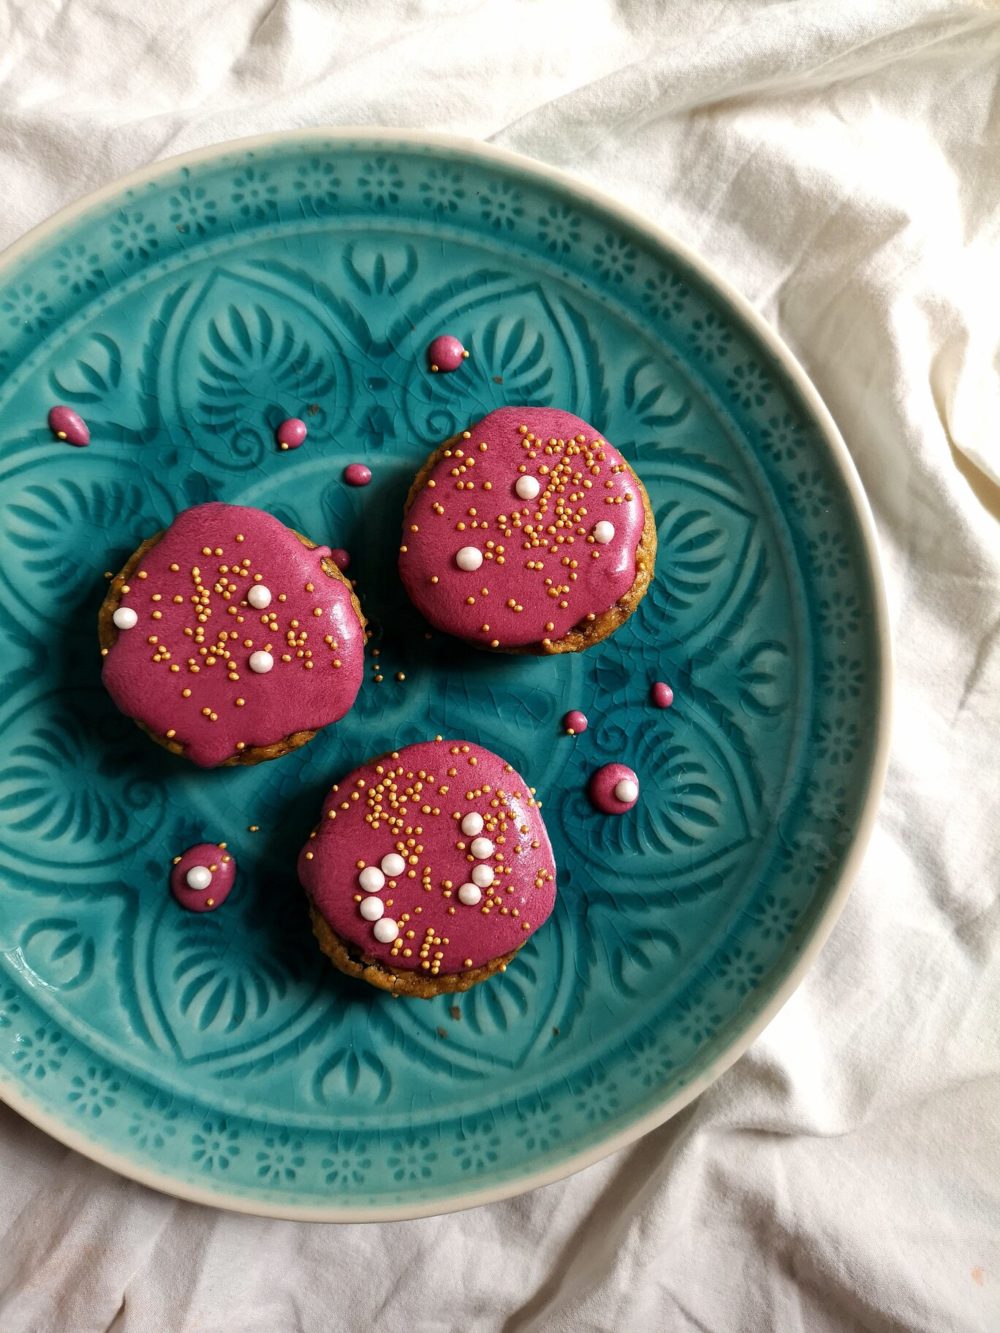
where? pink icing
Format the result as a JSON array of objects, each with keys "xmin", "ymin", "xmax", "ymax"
[
  {"xmin": 563, "ymin": 710, "xmax": 588, "ymax": 735},
  {"xmin": 588, "ymin": 763, "xmax": 640, "ymax": 814},
  {"xmin": 329, "ymin": 548, "xmax": 350, "ymax": 572},
  {"xmin": 651, "ymin": 681, "xmax": 674, "ymax": 708},
  {"xmin": 276, "ymin": 417, "xmax": 307, "ymax": 450},
  {"xmin": 170, "ymin": 842, "xmax": 237, "ymax": 912},
  {"xmin": 399, "ymin": 407, "xmax": 646, "ymax": 648},
  {"xmin": 102, "ymin": 503, "xmax": 365, "ymax": 768},
  {"xmin": 427, "ymin": 334, "xmax": 467, "ymax": 373},
  {"xmin": 298, "ymin": 739, "xmax": 557, "ymax": 974},
  {"xmin": 343, "ymin": 463, "xmax": 371, "ymax": 487},
  {"xmin": 48, "ymin": 405, "xmax": 90, "ymax": 446}
]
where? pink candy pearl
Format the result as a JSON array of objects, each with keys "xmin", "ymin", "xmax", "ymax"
[
  {"xmin": 563, "ymin": 710, "xmax": 588, "ymax": 735},
  {"xmin": 329, "ymin": 548, "xmax": 350, "ymax": 572},
  {"xmin": 276, "ymin": 417, "xmax": 307, "ymax": 450},
  {"xmin": 47, "ymin": 405, "xmax": 90, "ymax": 446},
  {"xmin": 343, "ymin": 463, "xmax": 372, "ymax": 487},
  {"xmin": 651, "ymin": 681, "xmax": 674, "ymax": 709},
  {"xmin": 426, "ymin": 334, "xmax": 467, "ymax": 373}
]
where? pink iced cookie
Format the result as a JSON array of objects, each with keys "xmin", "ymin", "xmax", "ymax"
[
  {"xmin": 170, "ymin": 842, "xmax": 237, "ymax": 912},
  {"xmin": 100, "ymin": 502, "xmax": 366, "ymax": 768},
  {"xmin": 399, "ymin": 407, "xmax": 656, "ymax": 653},
  {"xmin": 298, "ymin": 738, "xmax": 557, "ymax": 996}
]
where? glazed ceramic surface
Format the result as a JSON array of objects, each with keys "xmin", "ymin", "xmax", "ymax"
[{"xmin": 0, "ymin": 131, "xmax": 888, "ymax": 1219}]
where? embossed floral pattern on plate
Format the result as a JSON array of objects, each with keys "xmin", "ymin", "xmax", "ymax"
[{"xmin": 0, "ymin": 133, "xmax": 884, "ymax": 1219}]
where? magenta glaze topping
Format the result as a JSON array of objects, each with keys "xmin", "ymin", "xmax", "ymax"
[
  {"xmin": 276, "ymin": 417, "xmax": 307, "ymax": 450},
  {"xmin": 329, "ymin": 548, "xmax": 350, "ymax": 572},
  {"xmin": 299, "ymin": 739, "xmax": 557, "ymax": 973},
  {"xmin": 171, "ymin": 842, "xmax": 236, "ymax": 912},
  {"xmin": 399, "ymin": 407, "xmax": 645, "ymax": 648},
  {"xmin": 48, "ymin": 405, "xmax": 90, "ymax": 446},
  {"xmin": 588, "ymin": 763, "xmax": 640, "ymax": 814},
  {"xmin": 563, "ymin": 710, "xmax": 588, "ymax": 735},
  {"xmin": 344, "ymin": 463, "xmax": 372, "ymax": 487},
  {"xmin": 651, "ymin": 681, "xmax": 674, "ymax": 709},
  {"xmin": 102, "ymin": 503, "xmax": 365, "ymax": 767},
  {"xmin": 427, "ymin": 334, "xmax": 467, "ymax": 373}
]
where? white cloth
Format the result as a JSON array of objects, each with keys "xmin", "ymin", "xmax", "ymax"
[{"xmin": 1, "ymin": 2, "xmax": 999, "ymax": 1329}]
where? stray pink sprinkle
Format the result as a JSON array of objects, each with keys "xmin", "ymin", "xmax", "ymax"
[
  {"xmin": 48, "ymin": 405, "xmax": 90, "ymax": 447},
  {"xmin": 276, "ymin": 417, "xmax": 307, "ymax": 450},
  {"xmin": 651, "ymin": 681, "xmax": 674, "ymax": 709},
  {"xmin": 329, "ymin": 548, "xmax": 350, "ymax": 572},
  {"xmin": 563, "ymin": 710, "xmax": 588, "ymax": 735},
  {"xmin": 343, "ymin": 463, "xmax": 372, "ymax": 487},
  {"xmin": 426, "ymin": 334, "xmax": 468, "ymax": 373}
]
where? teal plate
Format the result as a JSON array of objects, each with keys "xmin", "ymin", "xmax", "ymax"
[{"xmin": 0, "ymin": 131, "xmax": 889, "ymax": 1220}]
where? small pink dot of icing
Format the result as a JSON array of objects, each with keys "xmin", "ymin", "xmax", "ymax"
[
  {"xmin": 344, "ymin": 463, "xmax": 372, "ymax": 486},
  {"xmin": 652, "ymin": 681, "xmax": 674, "ymax": 708},
  {"xmin": 563, "ymin": 710, "xmax": 588, "ymax": 735},
  {"xmin": 275, "ymin": 417, "xmax": 307, "ymax": 449}
]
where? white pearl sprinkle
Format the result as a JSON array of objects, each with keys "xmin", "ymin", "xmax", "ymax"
[
  {"xmin": 185, "ymin": 866, "xmax": 212, "ymax": 891},
  {"xmin": 380, "ymin": 852, "xmax": 406, "ymax": 878},
  {"xmin": 248, "ymin": 650, "xmax": 274, "ymax": 674},
  {"xmin": 614, "ymin": 778, "xmax": 639, "ymax": 804},
  {"xmin": 470, "ymin": 836, "xmax": 494, "ymax": 859},
  {"xmin": 112, "ymin": 607, "xmax": 137, "ymax": 630},
  {"xmin": 471, "ymin": 864, "xmax": 494, "ymax": 888},
  {"xmin": 358, "ymin": 866, "xmax": 385, "ymax": 893},
  {"xmin": 460, "ymin": 812, "xmax": 484, "ymax": 837},
  {"xmin": 515, "ymin": 475, "xmax": 540, "ymax": 501},
  {"xmin": 593, "ymin": 520, "xmax": 616, "ymax": 544},
  {"xmin": 247, "ymin": 584, "xmax": 272, "ymax": 609},
  {"xmin": 373, "ymin": 918, "xmax": 399, "ymax": 943},
  {"xmin": 360, "ymin": 896, "xmax": 385, "ymax": 921},
  {"xmin": 457, "ymin": 883, "xmax": 482, "ymax": 906},
  {"xmin": 455, "ymin": 545, "xmax": 483, "ymax": 571}
]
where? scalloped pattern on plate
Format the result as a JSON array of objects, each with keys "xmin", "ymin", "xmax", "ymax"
[{"xmin": 0, "ymin": 134, "xmax": 882, "ymax": 1217}]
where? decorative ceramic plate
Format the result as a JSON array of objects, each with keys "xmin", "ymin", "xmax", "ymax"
[{"xmin": 0, "ymin": 130, "xmax": 889, "ymax": 1220}]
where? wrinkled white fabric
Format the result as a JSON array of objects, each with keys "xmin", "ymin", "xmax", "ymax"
[{"xmin": 1, "ymin": 1, "xmax": 998, "ymax": 1330}]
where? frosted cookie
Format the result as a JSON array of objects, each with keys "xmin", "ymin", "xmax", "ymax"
[
  {"xmin": 298, "ymin": 738, "xmax": 557, "ymax": 997},
  {"xmin": 398, "ymin": 406, "xmax": 656, "ymax": 653},
  {"xmin": 99, "ymin": 502, "xmax": 366, "ymax": 767}
]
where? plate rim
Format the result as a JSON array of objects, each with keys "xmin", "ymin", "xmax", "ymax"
[{"xmin": 0, "ymin": 125, "xmax": 893, "ymax": 1222}]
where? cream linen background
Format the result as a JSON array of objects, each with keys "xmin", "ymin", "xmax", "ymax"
[{"xmin": 0, "ymin": 1, "xmax": 998, "ymax": 1329}]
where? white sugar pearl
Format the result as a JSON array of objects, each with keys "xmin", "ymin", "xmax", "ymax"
[
  {"xmin": 380, "ymin": 852, "xmax": 406, "ymax": 878},
  {"xmin": 247, "ymin": 584, "xmax": 272, "ymax": 609},
  {"xmin": 457, "ymin": 882, "xmax": 482, "ymax": 906},
  {"xmin": 515, "ymin": 475, "xmax": 540, "ymax": 501},
  {"xmin": 112, "ymin": 607, "xmax": 137, "ymax": 630},
  {"xmin": 373, "ymin": 918, "xmax": 399, "ymax": 944},
  {"xmin": 359, "ymin": 896, "xmax": 384, "ymax": 921},
  {"xmin": 358, "ymin": 866, "xmax": 385, "ymax": 893},
  {"xmin": 471, "ymin": 864, "xmax": 494, "ymax": 888},
  {"xmin": 614, "ymin": 778, "xmax": 639, "ymax": 804},
  {"xmin": 455, "ymin": 545, "xmax": 483, "ymax": 571},
  {"xmin": 593, "ymin": 520, "xmax": 616, "ymax": 544},
  {"xmin": 470, "ymin": 837, "xmax": 494, "ymax": 859},
  {"xmin": 249, "ymin": 650, "xmax": 274, "ymax": 674},
  {"xmin": 460, "ymin": 812, "xmax": 484, "ymax": 837},
  {"xmin": 185, "ymin": 866, "xmax": 212, "ymax": 891}
]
